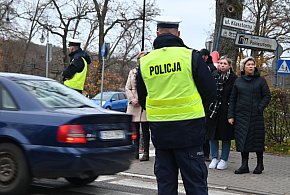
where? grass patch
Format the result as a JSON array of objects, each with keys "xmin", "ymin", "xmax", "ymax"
[
  {"xmin": 265, "ymin": 145, "xmax": 290, "ymax": 156},
  {"xmin": 228, "ymin": 140, "xmax": 290, "ymax": 156}
]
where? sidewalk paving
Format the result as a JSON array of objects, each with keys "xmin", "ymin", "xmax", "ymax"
[{"xmin": 125, "ymin": 149, "xmax": 290, "ymax": 195}]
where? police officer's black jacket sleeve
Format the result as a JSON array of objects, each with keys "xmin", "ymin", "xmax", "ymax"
[
  {"xmin": 62, "ymin": 57, "xmax": 85, "ymax": 81},
  {"xmin": 191, "ymin": 51, "xmax": 217, "ymax": 113},
  {"xmin": 136, "ymin": 66, "xmax": 147, "ymax": 110}
]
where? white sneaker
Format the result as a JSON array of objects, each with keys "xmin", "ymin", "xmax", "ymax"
[
  {"xmin": 217, "ymin": 159, "xmax": 228, "ymax": 170},
  {"xmin": 209, "ymin": 158, "xmax": 219, "ymax": 169}
]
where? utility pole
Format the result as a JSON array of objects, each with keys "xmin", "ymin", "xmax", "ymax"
[
  {"xmin": 141, "ymin": 0, "xmax": 146, "ymax": 51},
  {"xmin": 40, "ymin": 28, "xmax": 52, "ymax": 77}
]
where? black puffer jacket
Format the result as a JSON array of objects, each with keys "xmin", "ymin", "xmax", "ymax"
[{"xmin": 228, "ymin": 68, "xmax": 271, "ymax": 152}]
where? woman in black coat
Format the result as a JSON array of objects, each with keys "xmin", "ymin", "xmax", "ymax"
[
  {"xmin": 228, "ymin": 56, "xmax": 271, "ymax": 174},
  {"xmin": 207, "ymin": 56, "xmax": 237, "ymax": 170}
]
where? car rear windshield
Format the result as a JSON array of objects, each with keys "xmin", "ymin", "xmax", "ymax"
[
  {"xmin": 16, "ymin": 80, "xmax": 98, "ymax": 108},
  {"xmin": 93, "ymin": 93, "xmax": 112, "ymax": 101}
]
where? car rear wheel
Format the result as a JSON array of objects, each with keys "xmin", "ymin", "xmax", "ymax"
[
  {"xmin": 106, "ymin": 107, "xmax": 111, "ymax": 110},
  {"xmin": 65, "ymin": 176, "xmax": 98, "ymax": 186},
  {"xmin": 0, "ymin": 143, "xmax": 31, "ymax": 195}
]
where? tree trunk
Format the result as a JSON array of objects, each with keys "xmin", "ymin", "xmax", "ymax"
[{"xmin": 214, "ymin": 0, "xmax": 243, "ymax": 71}]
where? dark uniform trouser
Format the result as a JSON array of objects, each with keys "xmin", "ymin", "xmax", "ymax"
[{"xmin": 154, "ymin": 146, "xmax": 208, "ymax": 195}]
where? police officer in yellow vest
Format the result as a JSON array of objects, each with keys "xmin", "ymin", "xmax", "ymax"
[
  {"xmin": 62, "ymin": 38, "xmax": 91, "ymax": 93},
  {"xmin": 136, "ymin": 16, "xmax": 217, "ymax": 195}
]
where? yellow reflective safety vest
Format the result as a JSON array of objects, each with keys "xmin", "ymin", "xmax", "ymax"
[
  {"xmin": 64, "ymin": 57, "xmax": 88, "ymax": 90},
  {"xmin": 140, "ymin": 47, "xmax": 205, "ymax": 121}
]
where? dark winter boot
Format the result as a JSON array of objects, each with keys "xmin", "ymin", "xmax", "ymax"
[
  {"xmin": 253, "ymin": 152, "xmax": 264, "ymax": 174},
  {"xmin": 140, "ymin": 151, "xmax": 149, "ymax": 161},
  {"xmin": 234, "ymin": 152, "xmax": 250, "ymax": 174}
]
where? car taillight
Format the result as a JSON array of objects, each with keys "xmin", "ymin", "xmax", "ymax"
[
  {"xmin": 57, "ymin": 125, "xmax": 86, "ymax": 144},
  {"xmin": 131, "ymin": 133, "xmax": 137, "ymax": 141},
  {"xmin": 130, "ymin": 123, "xmax": 137, "ymax": 141}
]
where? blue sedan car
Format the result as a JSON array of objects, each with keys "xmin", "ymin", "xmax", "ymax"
[
  {"xmin": 0, "ymin": 73, "xmax": 135, "ymax": 195},
  {"xmin": 92, "ymin": 92, "xmax": 128, "ymax": 112}
]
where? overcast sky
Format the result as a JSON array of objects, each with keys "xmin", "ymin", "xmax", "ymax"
[
  {"xmin": 40, "ymin": 0, "xmax": 216, "ymax": 53},
  {"xmin": 153, "ymin": 0, "xmax": 216, "ymax": 50}
]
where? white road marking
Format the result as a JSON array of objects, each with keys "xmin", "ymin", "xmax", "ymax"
[
  {"xmin": 95, "ymin": 175, "xmax": 116, "ymax": 182},
  {"xmin": 70, "ymin": 186, "xmax": 138, "ymax": 195},
  {"xmin": 109, "ymin": 178, "xmax": 186, "ymax": 193},
  {"xmin": 117, "ymin": 172, "xmax": 241, "ymax": 195}
]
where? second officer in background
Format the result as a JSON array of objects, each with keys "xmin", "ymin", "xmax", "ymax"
[
  {"xmin": 62, "ymin": 38, "xmax": 91, "ymax": 94},
  {"xmin": 137, "ymin": 16, "xmax": 216, "ymax": 195}
]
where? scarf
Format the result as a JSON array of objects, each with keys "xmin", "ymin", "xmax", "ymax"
[{"xmin": 209, "ymin": 69, "xmax": 231, "ymax": 118}]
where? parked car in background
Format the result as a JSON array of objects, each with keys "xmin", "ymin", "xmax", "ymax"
[
  {"xmin": 0, "ymin": 73, "xmax": 135, "ymax": 195},
  {"xmin": 92, "ymin": 92, "xmax": 128, "ymax": 112}
]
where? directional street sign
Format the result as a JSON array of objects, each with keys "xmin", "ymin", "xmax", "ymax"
[
  {"xmin": 223, "ymin": 17, "xmax": 255, "ymax": 31},
  {"xmin": 221, "ymin": 28, "xmax": 237, "ymax": 40},
  {"xmin": 101, "ymin": 43, "xmax": 110, "ymax": 58},
  {"xmin": 277, "ymin": 60, "xmax": 290, "ymax": 75},
  {"xmin": 235, "ymin": 33, "xmax": 277, "ymax": 51},
  {"xmin": 274, "ymin": 44, "xmax": 283, "ymax": 58},
  {"xmin": 101, "ymin": 43, "xmax": 106, "ymax": 57}
]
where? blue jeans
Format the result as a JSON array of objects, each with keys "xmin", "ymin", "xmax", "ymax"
[{"xmin": 209, "ymin": 140, "xmax": 231, "ymax": 161}]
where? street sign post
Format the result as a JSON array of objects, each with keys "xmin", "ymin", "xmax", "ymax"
[
  {"xmin": 277, "ymin": 60, "xmax": 290, "ymax": 75},
  {"xmin": 235, "ymin": 33, "xmax": 278, "ymax": 51},
  {"xmin": 223, "ymin": 17, "xmax": 255, "ymax": 31},
  {"xmin": 100, "ymin": 42, "xmax": 110, "ymax": 106},
  {"xmin": 275, "ymin": 44, "xmax": 283, "ymax": 59}
]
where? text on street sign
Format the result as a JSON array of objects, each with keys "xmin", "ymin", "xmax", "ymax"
[
  {"xmin": 235, "ymin": 34, "xmax": 277, "ymax": 51},
  {"xmin": 221, "ymin": 28, "xmax": 237, "ymax": 40},
  {"xmin": 223, "ymin": 17, "xmax": 255, "ymax": 31}
]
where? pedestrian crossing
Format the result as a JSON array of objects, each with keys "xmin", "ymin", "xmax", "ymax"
[
  {"xmin": 96, "ymin": 175, "xmax": 186, "ymax": 194},
  {"xmin": 95, "ymin": 175, "xmax": 242, "ymax": 195},
  {"xmin": 31, "ymin": 173, "xmax": 241, "ymax": 195}
]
